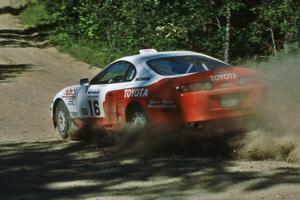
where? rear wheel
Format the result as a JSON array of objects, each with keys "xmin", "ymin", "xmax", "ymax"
[
  {"xmin": 128, "ymin": 105, "xmax": 148, "ymax": 129},
  {"xmin": 55, "ymin": 101, "xmax": 75, "ymax": 139}
]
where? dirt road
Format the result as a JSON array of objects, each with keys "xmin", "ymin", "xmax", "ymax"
[
  {"xmin": 0, "ymin": 4, "xmax": 97, "ymax": 142},
  {"xmin": 0, "ymin": 2, "xmax": 299, "ymax": 200}
]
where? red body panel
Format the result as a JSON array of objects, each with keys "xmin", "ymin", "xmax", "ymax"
[{"xmin": 75, "ymin": 67, "xmax": 265, "ymax": 131}]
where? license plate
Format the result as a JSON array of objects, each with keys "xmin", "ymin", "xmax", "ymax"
[{"xmin": 221, "ymin": 93, "xmax": 240, "ymax": 108}]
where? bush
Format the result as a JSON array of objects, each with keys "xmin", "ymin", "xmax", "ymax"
[{"xmin": 19, "ymin": 3, "xmax": 48, "ymax": 27}]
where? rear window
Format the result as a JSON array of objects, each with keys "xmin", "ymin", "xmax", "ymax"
[{"xmin": 147, "ymin": 55, "xmax": 231, "ymax": 76}]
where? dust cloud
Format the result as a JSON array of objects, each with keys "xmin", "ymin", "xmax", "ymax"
[
  {"xmin": 107, "ymin": 124, "xmax": 243, "ymax": 158},
  {"xmin": 238, "ymin": 54, "xmax": 300, "ymax": 163}
]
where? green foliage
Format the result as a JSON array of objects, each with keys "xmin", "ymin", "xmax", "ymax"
[
  {"xmin": 19, "ymin": 3, "xmax": 48, "ymax": 27},
  {"xmin": 20, "ymin": 0, "xmax": 300, "ymax": 67},
  {"xmin": 56, "ymin": 38, "xmax": 124, "ymax": 67}
]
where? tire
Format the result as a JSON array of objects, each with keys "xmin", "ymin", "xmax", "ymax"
[
  {"xmin": 55, "ymin": 100, "xmax": 75, "ymax": 139},
  {"xmin": 128, "ymin": 106, "xmax": 148, "ymax": 129}
]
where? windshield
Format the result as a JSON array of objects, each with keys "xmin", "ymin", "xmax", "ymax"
[{"xmin": 147, "ymin": 55, "xmax": 231, "ymax": 76}]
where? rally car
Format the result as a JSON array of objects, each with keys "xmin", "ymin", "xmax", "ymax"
[{"xmin": 50, "ymin": 49, "xmax": 265, "ymax": 139}]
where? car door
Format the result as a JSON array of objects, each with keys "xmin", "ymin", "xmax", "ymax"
[{"xmin": 76, "ymin": 61, "xmax": 135, "ymax": 119}]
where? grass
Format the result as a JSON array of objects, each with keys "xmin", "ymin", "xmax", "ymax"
[
  {"xmin": 59, "ymin": 40, "xmax": 124, "ymax": 68},
  {"xmin": 19, "ymin": 3, "xmax": 48, "ymax": 27}
]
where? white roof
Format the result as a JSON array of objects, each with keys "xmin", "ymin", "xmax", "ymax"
[{"xmin": 117, "ymin": 51, "xmax": 225, "ymax": 66}]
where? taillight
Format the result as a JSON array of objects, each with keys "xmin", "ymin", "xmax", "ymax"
[{"xmin": 176, "ymin": 81, "xmax": 213, "ymax": 93}]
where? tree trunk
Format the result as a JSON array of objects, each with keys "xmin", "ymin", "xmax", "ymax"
[
  {"xmin": 214, "ymin": 15, "xmax": 221, "ymax": 29},
  {"xmin": 283, "ymin": 0, "xmax": 292, "ymax": 52},
  {"xmin": 106, "ymin": 31, "xmax": 113, "ymax": 48},
  {"xmin": 224, "ymin": 6, "xmax": 231, "ymax": 63},
  {"xmin": 270, "ymin": 27, "xmax": 278, "ymax": 58}
]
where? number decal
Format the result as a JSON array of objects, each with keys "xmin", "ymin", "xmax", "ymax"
[
  {"xmin": 88, "ymin": 101, "xmax": 93, "ymax": 115},
  {"xmin": 88, "ymin": 100, "xmax": 101, "ymax": 116},
  {"xmin": 93, "ymin": 101, "xmax": 100, "ymax": 115}
]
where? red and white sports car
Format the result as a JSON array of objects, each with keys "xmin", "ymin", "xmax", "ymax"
[{"xmin": 50, "ymin": 49, "xmax": 265, "ymax": 139}]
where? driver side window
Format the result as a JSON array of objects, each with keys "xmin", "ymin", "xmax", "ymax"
[{"xmin": 91, "ymin": 61, "xmax": 136, "ymax": 85}]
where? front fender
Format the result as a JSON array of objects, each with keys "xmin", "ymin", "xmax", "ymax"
[{"xmin": 50, "ymin": 85, "xmax": 81, "ymax": 127}]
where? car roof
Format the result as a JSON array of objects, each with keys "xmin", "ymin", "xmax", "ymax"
[{"xmin": 116, "ymin": 51, "xmax": 225, "ymax": 66}]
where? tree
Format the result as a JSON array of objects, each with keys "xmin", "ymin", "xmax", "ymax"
[{"xmin": 27, "ymin": 0, "xmax": 300, "ymax": 65}]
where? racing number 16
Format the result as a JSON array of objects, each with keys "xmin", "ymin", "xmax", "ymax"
[{"xmin": 88, "ymin": 100, "xmax": 100, "ymax": 116}]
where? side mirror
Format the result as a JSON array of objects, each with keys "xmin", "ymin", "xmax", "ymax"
[{"xmin": 80, "ymin": 78, "xmax": 90, "ymax": 86}]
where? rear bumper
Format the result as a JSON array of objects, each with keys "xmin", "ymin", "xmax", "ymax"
[
  {"xmin": 177, "ymin": 85, "xmax": 265, "ymax": 123},
  {"xmin": 147, "ymin": 84, "xmax": 265, "ymax": 128}
]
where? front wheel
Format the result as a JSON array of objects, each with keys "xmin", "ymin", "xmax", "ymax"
[{"xmin": 55, "ymin": 101, "xmax": 75, "ymax": 139}]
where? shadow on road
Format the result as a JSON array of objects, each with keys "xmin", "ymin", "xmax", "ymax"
[
  {"xmin": 0, "ymin": 28, "xmax": 47, "ymax": 48},
  {"xmin": 0, "ymin": 6, "xmax": 27, "ymax": 16},
  {"xmin": 0, "ymin": 140, "xmax": 299, "ymax": 199},
  {"xmin": 0, "ymin": 64, "xmax": 33, "ymax": 82},
  {"xmin": 0, "ymin": 28, "xmax": 37, "ymax": 35},
  {"xmin": 0, "ymin": 32, "xmax": 40, "ymax": 40},
  {"xmin": 0, "ymin": 39, "xmax": 47, "ymax": 48}
]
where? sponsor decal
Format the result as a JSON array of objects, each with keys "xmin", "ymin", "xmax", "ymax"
[
  {"xmin": 88, "ymin": 91, "xmax": 100, "ymax": 94},
  {"xmin": 135, "ymin": 77, "xmax": 151, "ymax": 81},
  {"xmin": 88, "ymin": 95, "xmax": 99, "ymax": 98},
  {"xmin": 67, "ymin": 100, "xmax": 75, "ymax": 106},
  {"xmin": 147, "ymin": 99, "xmax": 176, "ymax": 108},
  {"xmin": 162, "ymin": 100, "xmax": 174, "ymax": 105},
  {"xmin": 63, "ymin": 96, "xmax": 76, "ymax": 103},
  {"xmin": 64, "ymin": 88, "xmax": 76, "ymax": 96},
  {"xmin": 124, "ymin": 88, "xmax": 148, "ymax": 98},
  {"xmin": 88, "ymin": 90, "xmax": 100, "ymax": 98},
  {"xmin": 209, "ymin": 72, "xmax": 238, "ymax": 81},
  {"xmin": 149, "ymin": 100, "xmax": 161, "ymax": 105}
]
